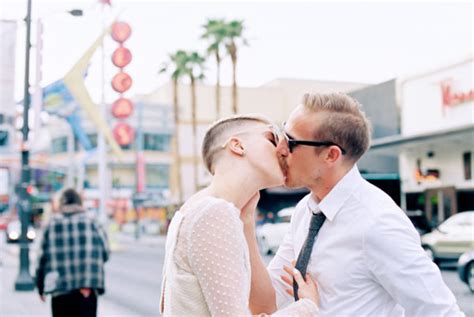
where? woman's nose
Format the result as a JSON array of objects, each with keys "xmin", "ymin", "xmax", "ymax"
[{"xmin": 276, "ymin": 139, "xmax": 289, "ymax": 157}]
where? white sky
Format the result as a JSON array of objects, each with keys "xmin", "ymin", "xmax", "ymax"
[{"xmin": 1, "ymin": 0, "xmax": 473, "ymax": 104}]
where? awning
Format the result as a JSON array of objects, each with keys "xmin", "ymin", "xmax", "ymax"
[{"xmin": 369, "ymin": 124, "xmax": 474, "ymax": 155}]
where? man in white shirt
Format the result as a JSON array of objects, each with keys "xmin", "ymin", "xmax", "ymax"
[{"xmin": 242, "ymin": 93, "xmax": 463, "ymax": 316}]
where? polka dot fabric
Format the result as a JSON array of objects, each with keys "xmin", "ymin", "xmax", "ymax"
[{"xmin": 167, "ymin": 196, "xmax": 319, "ymax": 317}]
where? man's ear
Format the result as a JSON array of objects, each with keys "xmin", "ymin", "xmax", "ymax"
[
  {"xmin": 228, "ymin": 138, "xmax": 245, "ymax": 156},
  {"xmin": 325, "ymin": 146, "xmax": 341, "ymax": 163}
]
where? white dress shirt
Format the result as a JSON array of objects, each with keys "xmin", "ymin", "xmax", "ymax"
[{"xmin": 268, "ymin": 165, "xmax": 464, "ymax": 316}]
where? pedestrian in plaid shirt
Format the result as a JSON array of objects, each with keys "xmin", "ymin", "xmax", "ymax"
[{"xmin": 35, "ymin": 188, "xmax": 109, "ymax": 317}]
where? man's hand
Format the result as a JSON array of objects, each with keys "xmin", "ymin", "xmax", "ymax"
[
  {"xmin": 240, "ymin": 192, "xmax": 260, "ymax": 226},
  {"xmin": 80, "ymin": 288, "xmax": 92, "ymax": 298}
]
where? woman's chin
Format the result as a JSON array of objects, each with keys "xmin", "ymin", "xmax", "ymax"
[{"xmin": 266, "ymin": 173, "xmax": 285, "ymax": 188}]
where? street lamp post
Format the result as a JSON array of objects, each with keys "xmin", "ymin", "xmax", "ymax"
[
  {"xmin": 14, "ymin": 0, "xmax": 84, "ymax": 291},
  {"xmin": 15, "ymin": 0, "xmax": 35, "ymax": 291}
]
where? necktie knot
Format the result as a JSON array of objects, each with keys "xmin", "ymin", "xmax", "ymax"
[{"xmin": 309, "ymin": 211, "xmax": 326, "ymax": 232}]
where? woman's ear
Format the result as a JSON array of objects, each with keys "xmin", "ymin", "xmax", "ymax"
[{"xmin": 228, "ymin": 138, "xmax": 245, "ymax": 156}]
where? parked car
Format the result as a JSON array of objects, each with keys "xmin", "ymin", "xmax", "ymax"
[
  {"xmin": 457, "ymin": 249, "xmax": 474, "ymax": 293},
  {"xmin": 256, "ymin": 207, "xmax": 293, "ymax": 255},
  {"xmin": 421, "ymin": 211, "xmax": 474, "ymax": 264},
  {"xmin": 5, "ymin": 220, "xmax": 36, "ymax": 243}
]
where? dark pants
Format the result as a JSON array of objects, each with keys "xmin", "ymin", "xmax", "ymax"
[{"xmin": 51, "ymin": 290, "xmax": 97, "ymax": 317}]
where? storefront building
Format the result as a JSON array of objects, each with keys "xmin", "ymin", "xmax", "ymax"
[{"xmin": 371, "ymin": 57, "xmax": 474, "ymax": 227}]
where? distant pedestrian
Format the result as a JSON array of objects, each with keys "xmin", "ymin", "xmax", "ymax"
[{"xmin": 35, "ymin": 188, "xmax": 109, "ymax": 317}]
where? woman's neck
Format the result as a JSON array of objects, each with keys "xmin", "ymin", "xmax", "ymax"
[{"xmin": 207, "ymin": 168, "xmax": 261, "ymax": 210}]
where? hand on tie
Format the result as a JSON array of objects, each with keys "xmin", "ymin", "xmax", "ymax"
[{"xmin": 280, "ymin": 261, "xmax": 320, "ymax": 306}]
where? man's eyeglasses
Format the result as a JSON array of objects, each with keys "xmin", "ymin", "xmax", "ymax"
[{"xmin": 282, "ymin": 123, "xmax": 346, "ymax": 154}]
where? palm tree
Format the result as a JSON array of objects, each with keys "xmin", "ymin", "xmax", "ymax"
[
  {"xmin": 159, "ymin": 50, "xmax": 188, "ymax": 203},
  {"xmin": 201, "ymin": 19, "xmax": 227, "ymax": 120},
  {"xmin": 224, "ymin": 20, "xmax": 248, "ymax": 114},
  {"xmin": 182, "ymin": 51, "xmax": 206, "ymax": 193}
]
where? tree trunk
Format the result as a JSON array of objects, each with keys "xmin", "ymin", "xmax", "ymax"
[
  {"xmin": 230, "ymin": 43, "xmax": 238, "ymax": 114},
  {"xmin": 190, "ymin": 76, "xmax": 199, "ymax": 192},
  {"xmin": 215, "ymin": 50, "xmax": 221, "ymax": 120},
  {"xmin": 172, "ymin": 78, "xmax": 183, "ymax": 203}
]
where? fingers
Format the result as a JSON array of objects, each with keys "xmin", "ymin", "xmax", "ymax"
[
  {"xmin": 280, "ymin": 274, "xmax": 293, "ymax": 287},
  {"xmin": 292, "ymin": 268, "xmax": 306, "ymax": 286},
  {"xmin": 283, "ymin": 265, "xmax": 293, "ymax": 277},
  {"xmin": 285, "ymin": 288, "xmax": 294, "ymax": 296},
  {"xmin": 306, "ymin": 273, "xmax": 317, "ymax": 287}
]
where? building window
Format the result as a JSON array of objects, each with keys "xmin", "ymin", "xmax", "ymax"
[
  {"xmin": 146, "ymin": 164, "xmax": 169, "ymax": 188},
  {"xmin": 463, "ymin": 152, "xmax": 472, "ymax": 180},
  {"xmin": 51, "ymin": 136, "xmax": 67, "ymax": 153},
  {"xmin": 120, "ymin": 143, "xmax": 134, "ymax": 150},
  {"xmin": 87, "ymin": 133, "xmax": 98, "ymax": 148},
  {"xmin": 144, "ymin": 133, "xmax": 171, "ymax": 152}
]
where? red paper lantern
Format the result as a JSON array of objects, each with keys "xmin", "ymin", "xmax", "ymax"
[
  {"xmin": 111, "ymin": 21, "xmax": 132, "ymax": 43},
  {"xmin": 111, "ymin": 72, "xmax": 133, "ymax": 93},
  {"xmin": 112, "ymin": 98, "xmax": 134, "ymax": 119},
  {"xmin": 113, "ymin": 122, "xmax": 135, "ymax": 146},
  {"xmin": 112, "ymin": 47, "xmax": 132, "ymax": 68}
]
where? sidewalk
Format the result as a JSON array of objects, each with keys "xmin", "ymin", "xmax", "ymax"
[
  {"xmin": 0, "ymin": 239, "xmax": 146, "ymax": 317},
  {"xmin": 110, "ymin": 232, "xmax": 167, "ymax": 250}
]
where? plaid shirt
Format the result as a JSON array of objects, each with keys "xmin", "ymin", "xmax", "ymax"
[{"xmin": 35, "ymin": 205, "xmax": 110, "ymax": 296}]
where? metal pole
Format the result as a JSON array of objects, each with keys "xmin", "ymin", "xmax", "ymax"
[
  {"xmin": 67, "ymin": 124, "xmax": 75, "ymax": 188},
  {"xmin": 15, "ymin": 0, "xmax": 35, "ymax": 291},
  {"xmin": 134, "ymin": 102, "xmax": 144, "ymax": 240},
  {"xmin": 97, "ymin": 3, "xmax": 109, "ymax": 223}
]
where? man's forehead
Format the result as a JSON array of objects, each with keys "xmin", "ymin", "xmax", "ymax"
[{"xmin": 286, "ymin": 106, "xmax": 316, "ymax": 137}]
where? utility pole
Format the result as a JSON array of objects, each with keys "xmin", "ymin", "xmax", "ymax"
[{"xmin": 15, "ymin": 0, "xmax": 35, "ymax": 291}]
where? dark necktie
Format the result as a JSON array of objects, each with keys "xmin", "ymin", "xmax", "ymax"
[{"xmin": 293, "ymin": 211, "xmax": 326, "ymax": 301}]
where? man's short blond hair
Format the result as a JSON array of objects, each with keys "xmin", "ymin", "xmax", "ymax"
[
  {"xmin": 302, "ymin": 92, "xmax": 372, "ymax": 162},
  {"xmin": 202, "ymin": 114, "xmax": 271, "ymax": 174}
]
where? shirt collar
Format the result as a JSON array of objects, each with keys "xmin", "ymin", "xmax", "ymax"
[{"xmin": 308, "ymin": 165, "xmax": 363, "ymax": 222}]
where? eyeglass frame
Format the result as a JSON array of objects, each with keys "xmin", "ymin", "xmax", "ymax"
[{"xmin": 282, "ymin": 122, "xmax": 346, "ymax": 155}]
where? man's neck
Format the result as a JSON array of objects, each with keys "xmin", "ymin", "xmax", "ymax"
[{"xmin": 309, "ymin": 164, "xmax": 354, "ymax": 202}]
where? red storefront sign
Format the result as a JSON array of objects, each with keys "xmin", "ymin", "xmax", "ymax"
[
  {"xmin": 440, "ymin": 82, "xmax": 474, "ymax": 107},
  {"xmin": 111, "ymin": 21, "xmax": 132, "ymax": 43},
  {"xmin": 112, "ymin": 47, "xmax": 132, "ymax": 68},
  {"xmin": 111, "ymin": 72, "xmax": 133, "ymax": 93},
  {"xmin": 113, "ymin": 122, "xmax": 135, "ymax": 146},
  {"xmin": 112, "ymin": 98, "xmax": 134, "ymax": 119}
]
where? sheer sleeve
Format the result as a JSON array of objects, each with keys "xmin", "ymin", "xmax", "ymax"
[
  {"xmin": 187, "ymin": 198, "xmax": 319, "ymax": 317},
  {"xmin": 188, "ymin": 200, "xmax": 251, "ymax": 316}
]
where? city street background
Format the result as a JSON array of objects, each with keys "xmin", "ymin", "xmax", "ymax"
[{"xmin": 1, "ymin": 230, "xmax": 473, "ymax": 317}]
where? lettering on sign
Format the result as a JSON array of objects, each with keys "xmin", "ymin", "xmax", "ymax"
[{"xmin": 440, "ymin": 81, "xmax": 474, "ymax": 108}]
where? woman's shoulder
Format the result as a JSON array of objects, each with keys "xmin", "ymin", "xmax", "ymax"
[{"xmin": 181, "ymin": 196, "xmax": 240, "ymax": 228}]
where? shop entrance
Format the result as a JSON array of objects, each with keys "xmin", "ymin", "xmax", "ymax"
[{"xmin": 424, "ymin": 186, "xmax": 457, "ymax": 228}]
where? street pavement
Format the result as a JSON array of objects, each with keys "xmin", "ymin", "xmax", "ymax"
[{"xmin": 1, "ymin": 232, "xmax": 473, "ymax": 316}]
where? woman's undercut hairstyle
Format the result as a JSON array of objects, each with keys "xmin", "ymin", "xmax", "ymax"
[{"xmin": 202, "ymin": 114, "xmax": 272, "ymax": 174}]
